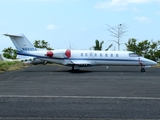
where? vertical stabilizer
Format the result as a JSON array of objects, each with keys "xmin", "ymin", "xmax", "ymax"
[{"xmin": 4, "ymin": 34, "xmax": 37, "ymax": 51}]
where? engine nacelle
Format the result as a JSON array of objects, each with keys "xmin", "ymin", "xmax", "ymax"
[{"xmin": 45, "ymin": 51, "xmax": 53, "ymax": 57}]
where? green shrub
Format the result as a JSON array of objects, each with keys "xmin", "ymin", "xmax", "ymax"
[{"xmin": 0, "ymin": 61, "xmax": 25, "ymax": 71}]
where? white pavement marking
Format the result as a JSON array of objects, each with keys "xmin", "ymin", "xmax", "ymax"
[{"xmin": 0, "ymin": 95, "xmax": 160, "ymax": 100}]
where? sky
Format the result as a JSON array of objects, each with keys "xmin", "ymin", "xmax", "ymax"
[{"xmin": 0, "ymin": 0, "xmax": 160, "ymax": 53}]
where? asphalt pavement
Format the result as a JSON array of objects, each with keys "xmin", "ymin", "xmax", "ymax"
[{"xmin": 0, "ymin": 65, "xmax": 160, "ymax": 119}]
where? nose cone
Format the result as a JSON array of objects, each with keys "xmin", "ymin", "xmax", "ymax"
[
  {"xmin": 152, "ymin": 61, "xmax": 158, "ymax": 66},
  {"xmin": 147, "ymin": 59, "xmax": 157, "ymax": 66},
  {"xmin": 142, "ymin": 58, "xmax": 157, "ymax": 66}
]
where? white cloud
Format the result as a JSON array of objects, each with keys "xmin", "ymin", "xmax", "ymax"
[
  {"xmin": 25, "ymin": 0, "xmax": 77, "ymax": 2},
  {"xmin": 127, "ymin": 0, "xmax": 152, "ymax": 4},
  {"xmin": 46, "ymin": 24, "xmax": 58, "ymax": 30},
  {"xmin": 134, "ymin": 16, "xmax": 152, "ymax": 23},
  {"xmin": 80, "ymin": 27, "xmax": 87, "ymax": 31},
  {"xmin": 94, "ymin": 0, "xmax": 160, "ymax": 10},
  {"xmin": 154, "ymin": 11, "xmax": 160, "ymax": 15},
  {"xmin": 0, "ymin": 22, "xmax": 7, "ymax": 26},
  {"xmin": 25, "ymin": 0, "xmax": 59, "ymax": 1},
  {"xmin": 131, "ymin": 7, "xmax": 141, "ymax": 12},
  {"xmin": 94, "ymin": 0, "xmax": 127, "ymax": 9},
  {"xmin": 9, "ymin": 10, "xmax": 13, "ymax": 13}
]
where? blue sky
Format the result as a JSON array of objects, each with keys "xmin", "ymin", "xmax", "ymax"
[{"xmin": 0, "ymin": 0, "xmax": 160, "ymax": 53}]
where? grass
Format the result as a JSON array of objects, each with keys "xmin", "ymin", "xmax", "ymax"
[
  {"xmin": 0, "ymin": 61, "xmax": 28, "ymax": 72},
  {"xmin": 154, "ymin": 62, "xmax": 160, "ymax": 68}
]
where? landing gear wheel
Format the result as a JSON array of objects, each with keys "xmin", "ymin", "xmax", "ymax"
[
  {"xmin": 43, "ymin": 61, "xmax": 47, "ymax": 65},
  {"xmin": 141, "ymin": 68, "xmax": 145, "ymax": 72},
  {"xmin": 72, "ymin": 65, "xmax": 74, "ymax": 71}
]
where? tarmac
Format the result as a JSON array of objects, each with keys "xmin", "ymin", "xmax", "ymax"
[{"xmin": 0, "ymin": 65, "xmax": 160, "ymax": 119}]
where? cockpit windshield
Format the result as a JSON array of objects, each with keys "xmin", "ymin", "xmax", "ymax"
[{"xmin": 129, "ymin": 53, "xmax": 140, "ymax": 57}]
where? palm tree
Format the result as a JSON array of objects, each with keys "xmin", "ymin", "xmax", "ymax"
[
  {"xmin": 105, "ymin": 44, "xmax": 113, "ymax": 51},
  {"xmin": 92, "ymin": 39, "xmax": 112, "ymax": 51},
  {"xmin": 92, "ymin": 39, "xmax": 104, "ymax": 50}
]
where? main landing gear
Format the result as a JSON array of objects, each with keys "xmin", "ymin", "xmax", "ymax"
[
  {"xmin": 141, "ymin": 67, "xmax": 145, "ymax": 72},
  {"xmin": 72, "ymin": 65, "xmax": 80, "ymax": 71},
  {"xmin": 43, "ymin": 61, "xmax": 47, "ymax": 65},
  {"xmin": 72, "ymin": 65, "xmax": 74, "ymax": 71}
]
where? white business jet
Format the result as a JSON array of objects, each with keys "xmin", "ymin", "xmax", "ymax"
[
  {"xmin": 4, "ymin": 34, "xmax": 157, "ymax": 72},
  {"xmin": 0, "ymin": 53, "xmax": 30, "ymax": 63}
]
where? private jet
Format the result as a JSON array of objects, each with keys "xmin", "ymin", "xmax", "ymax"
[{"xmin": 4, "ymin": 34, "xmax": 157, "ymax": 72}]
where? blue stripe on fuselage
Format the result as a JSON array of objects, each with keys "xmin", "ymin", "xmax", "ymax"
[{"xmin": 17, "ymin": 52, "xmax": 142, "ymax": 62}]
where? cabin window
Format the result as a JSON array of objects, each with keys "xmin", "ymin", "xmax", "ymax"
[
  {"xmin": 90, "ymin": 53, "xmax": 92, "ymax": 57},
  {"xmin": 105, "ymin": 54, "xmax": 108, "ymax": 57},
  {"xmin": 95, "ymin": 53, "xmax": 97, "ymax": 57},
  {"xmin": 81, "ymin": 53, "xmax": 83, "ymax": 57},
  {"xmin": 111, "ymin": 54, "xmax": 113, "ymax": 57},
  {"xmin": 85, "ymin": 53, "xmax": 87, "ymax": 57},
  {"xmin": 116, "ymin": 54, "xmax": 118, "ymax": 57},
  {"xmin": 100, "ymin": 53, "xmax": 102, "ymax": 57}
]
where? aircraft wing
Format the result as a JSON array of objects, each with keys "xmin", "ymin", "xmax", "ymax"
[
  {"xmin": 70, "ymin": 60, "xmax": 92, "ymax": 65},
  {"xmin": 52, "ymin": 53, "xmax": 67, "ymax": 58}
]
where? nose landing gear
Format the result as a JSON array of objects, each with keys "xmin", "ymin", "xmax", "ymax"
[
  {"xmin": 141, "ymin": 67, "xmax": 145, "ymax": 72},
  {"xmin": 138, "ymin": 58, "xmax": 145, "ymax": 72}
]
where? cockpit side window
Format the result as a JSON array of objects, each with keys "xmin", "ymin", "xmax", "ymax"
[{"xmin": 129, "ymin": 53, "xmax": 140, "ymax": 57}]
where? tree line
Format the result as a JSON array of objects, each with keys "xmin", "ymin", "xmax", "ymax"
[{"xmin": 125, "ymin": 38, "xmax": 160, "ymax": 61}]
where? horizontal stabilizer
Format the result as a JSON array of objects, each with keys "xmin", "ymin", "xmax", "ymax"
[{"xmin": 3, "ymin": 34, "xmax": 23, "ymax": 37}]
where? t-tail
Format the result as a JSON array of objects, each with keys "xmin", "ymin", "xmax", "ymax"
[{"xmin": 4, "ymin": 34, "xmax": 37, "ymax": 51}]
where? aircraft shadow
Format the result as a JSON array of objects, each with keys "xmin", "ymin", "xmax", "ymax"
[
  {"xmin": 23, "ymin": 69, "xmax": 144, "ymax": 73},
  {"xmin": 22, "ymin": 65, "xmax": 155, "ymax": 73},
  {"xmin": 67, "ymin": 69, "xmax": 93, "ymax": 73},
  {"xmin": 23, "ymin": 69, "xmax": 92, "ymax": 73}
]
